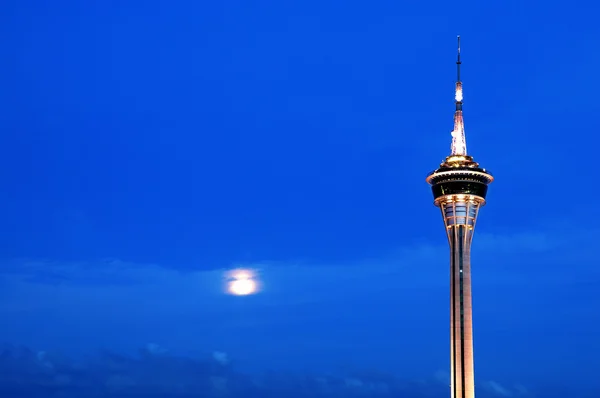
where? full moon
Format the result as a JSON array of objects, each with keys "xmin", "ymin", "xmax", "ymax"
[
  {"xmin": 229, "ymin": 278, "xmax": 257, "ymax": 295},
  {"xmin": 226, "ymin": 269, "xmax": 260, "ymax": 296}
]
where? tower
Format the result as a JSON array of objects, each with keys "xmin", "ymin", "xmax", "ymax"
[{"xmin": 425, "ymin": 37, "xmax": 493, "ymax": 398}]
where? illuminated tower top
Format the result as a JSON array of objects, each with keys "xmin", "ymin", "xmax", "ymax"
[
  {"xmin": 452, "ymin": 36, "xmax": 467, "ymax": 156},
  {"xmin": 426, "ymin": 36, "xmax": 493, "ymax": 205}
]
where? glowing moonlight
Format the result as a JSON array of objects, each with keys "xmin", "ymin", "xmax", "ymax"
[{"xmin": 225, "ymin": 268, "xmax": 260, "ymax": 296}]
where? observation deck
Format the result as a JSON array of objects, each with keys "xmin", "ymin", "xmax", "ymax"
[{"xmin": 426, "ymin": 155, "xmax": 493, "ymax": 205}]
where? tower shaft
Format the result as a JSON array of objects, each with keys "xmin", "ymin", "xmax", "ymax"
[{"xmin": 442, "ymin": 199, "xmax": 480, "ymax": 398}]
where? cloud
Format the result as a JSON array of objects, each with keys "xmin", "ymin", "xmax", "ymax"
[
  {"xmin": 484, "ymin": 381, "xmax": 513, "ymax": 397},
  {"xmin": 433, "ymin": 369, "xmax": 449, "ymax": 385},
  {"xmin": 433, "ymin": 371, "xmax": 532, "ymax": 398},
  {"xmin": 0, "ymin": 225, "xmax": 596, "ymax": 320},
  {"xmin": 0, "ymin": 224, "xmax": 597, "ymax": 382},
  {"xmin": 481, "ymin": 380, "xmax": 534, "ymax": 397}
]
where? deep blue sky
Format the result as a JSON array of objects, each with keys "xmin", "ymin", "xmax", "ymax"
[{"xmin": 1, "ymin": 0, "xmax": 599, "ymax": 396}]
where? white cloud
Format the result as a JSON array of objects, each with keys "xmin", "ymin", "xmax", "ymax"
[
  {"xmin": 483, "ymin": 380, "xmax": 513, "ymax": 397},
  {"xmin": 0, "ymin": 226, "xmax": 595, "ymax": 319},
  {"xmin": 481, "ymin": 380, "xmax": 533, "ymax": 397},
  {"xmin": 434, "ymin": 372, "xmax": 532, "ymax": 397},
  {"xmin": 433, "ymin": 369, "xmax": 449, "ymax": 385},
  {"xmin": 0, "ymin": 225, "xmax": 596, "ymax": 375}
]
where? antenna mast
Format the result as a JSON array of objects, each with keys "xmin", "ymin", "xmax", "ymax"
[{"xmin": 451, "ymin": 35, "xmax": 467, "ymax": 156}]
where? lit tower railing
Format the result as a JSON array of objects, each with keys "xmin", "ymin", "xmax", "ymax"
[{"xmin": 425, "ymin": 36, "xmax": 494, "ymax": 398}]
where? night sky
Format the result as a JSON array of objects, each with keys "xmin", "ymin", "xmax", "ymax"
[{"xmin": 1, "ymin": 0, "xmax": 599, "ymax": 395}]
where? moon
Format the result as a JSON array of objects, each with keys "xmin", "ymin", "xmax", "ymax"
[{"xmin": 225, "ymin": 268, "xmax": 260, "ymax": 296}]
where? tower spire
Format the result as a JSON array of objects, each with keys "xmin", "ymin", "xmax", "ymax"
[{"xmin": 451, "ymin": 35, "xmax": 467, "ymax": 156}]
